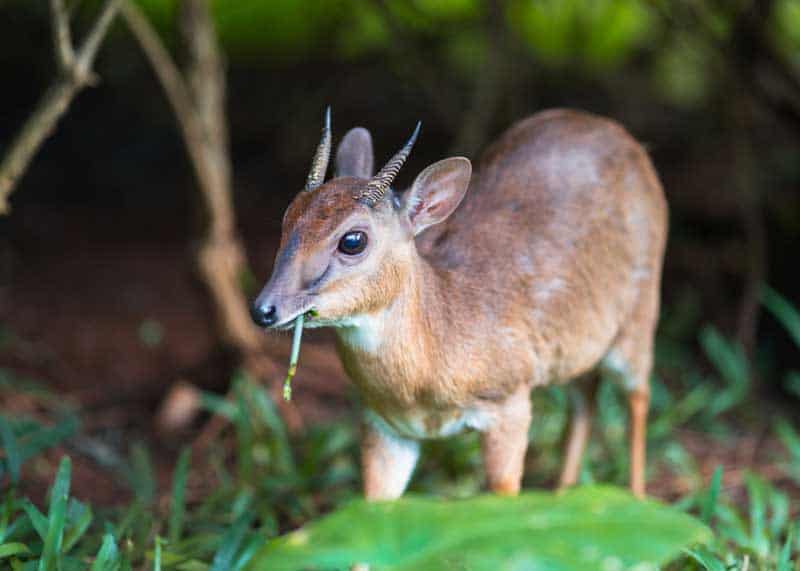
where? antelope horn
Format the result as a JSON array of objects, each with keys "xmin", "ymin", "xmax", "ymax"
[
  {"xmin": 356, "ymin": 121, "xmax": 421, "ymax": 206},
  {"xmin": 304, "ymin": 107, "xmax": 332, "ymax": 192}
]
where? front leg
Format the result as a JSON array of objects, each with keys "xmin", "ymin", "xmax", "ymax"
[
  {"xmin": 481, "ymin": 384, "xmax": 532, "ymax": 495},
  {"xmin": 361, "ymin": 416, "xmax": 420, "ymax": 500}
]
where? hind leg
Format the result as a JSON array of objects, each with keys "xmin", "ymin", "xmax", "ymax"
[
  {"xmin": 558, "ymin": 375, "xmax": 600, "ymax": 489},
  {"xmin": 603, "ymin": 282, "xmax": 660, "ymax": 498}
]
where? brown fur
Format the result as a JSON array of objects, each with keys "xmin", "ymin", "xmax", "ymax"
[{"xmin": 255, "ymin": 109, "xmax": 668, "ymax": 500}]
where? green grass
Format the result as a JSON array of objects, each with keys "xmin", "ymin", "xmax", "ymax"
[{"xmin": 0, "ymin": 288, "xmax": 799, "ymax": 569}]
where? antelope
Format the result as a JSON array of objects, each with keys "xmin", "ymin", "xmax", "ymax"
[{"xmin": 251, "ymin": 108, "xmax": 667, "ymax": 500}]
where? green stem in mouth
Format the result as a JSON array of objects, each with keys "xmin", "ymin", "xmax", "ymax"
[{"xmin": 283, "ymin": 313, "xmax": 305, "ymax": 401}]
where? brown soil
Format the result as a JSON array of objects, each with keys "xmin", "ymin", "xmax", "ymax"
[{"xmin": 0, "ymin": 205, "xmax": 351, "ymax": 505}]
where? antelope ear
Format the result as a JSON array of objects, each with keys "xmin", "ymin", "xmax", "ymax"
[
  {"xmin": 335, "ymin": 127, "xmax": 374, "ymax": 179},
  {"xmin": 403, "ymin": 157, "xmax": 471, "ymax": 235}
]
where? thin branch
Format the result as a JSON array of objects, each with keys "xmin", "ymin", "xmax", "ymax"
[
  {"xmin": 180, "ymin": 0, "xmax": 234, "ymax": 240},
  {"xmin": 0, "ymin": 0, "xmax": 121, "ymax": 214},
  {"xmin": 75, "ymin": 0, "xmax": 123, "ymax": 80},
  {"xmin": 50, "ymin": 0, "xmax": 75, "ymax": 70}
]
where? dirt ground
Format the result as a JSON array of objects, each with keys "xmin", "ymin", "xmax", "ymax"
[{"xmin": 0, "ymin": 205, "xmax": 353, "ymax": 503}]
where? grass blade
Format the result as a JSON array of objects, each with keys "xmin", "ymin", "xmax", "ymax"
[
  {"xmin": 744, "ymin": 472, "xmax": 769, "ymax": 558},
  {"xmin": 701, "ymin": 466, "xmax": 723, "ymax": 525},
  {"xmin": 38, "ymin": 457, "xmax": 71, "ymax": 571},
  {"xmin": 153, "ymin": 536, "xmax": 162, "ymax": 571},
  {"xmin": 777, "ymin": 524, "xmax": 794, "ymax": 571},
  {"xmin": 700, "ymin": 326, "xmax": 749, "ymax": 416},
  {"xmin": 18, "ymin": 416, "xmax": 79, "ymax": 464},
  {"xmin": 761, "ymin": 286, "xmax": 800, "ymax": 348},
  {"xmin": 684, "ymin": 546, "xmax": 726, "ymax": 571},
  {"xmin": 785, "ymin": 371, "xmax": 800, "ymax": 399},
  {"xmin": 234, "ymin": 379, "xmax": 254, "ymax": 484},
  {"xmin": 90, "ymin": 532, "xmax": 120, "ymax": 571},
  {"xmin": 232, "ymin": 534, "xmax": 263, "ymax": 571},
  {"xmin": 210, "ymin": 513, "xmax": 253, "ymax": 571},
  {"xmin": 248, "ymin": 382, "xmax": 295, "ymax": 475},
  {"xmin": 199, "ymin": 391, "xmax": 239, "ymax": 420},
  {"xmin": 126, "ymin": 443, "xmax": 155, "ymax": 504},
  {"xmin": 0, "ymin": 491, "xmax": 13, "ymax": 543},
  {"xmin": 0, "ymin": 416, "xmax": 21, "ymax": 485},
  {"xmin": 63, "ymin": 500, "xmax": 93, "ymax": 553},
  {"xmin": 22, "ymin": 499, "xmax": 49, "ymax": 540},
  {"xmin": 0, "ymin": 543, "xmax": 31, "ymax": 559},
  {"xmin": 283, "ymin": 313, "xmax": 305, "ymax": 401},
  {"xmin": 168, "ymin": 448, "xmax": 191, "ymax": 544}
]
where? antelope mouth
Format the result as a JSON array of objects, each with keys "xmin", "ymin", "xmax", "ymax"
[{"xmin": 273, "ymin": 307, "xmax": 318, "ymax": 331}]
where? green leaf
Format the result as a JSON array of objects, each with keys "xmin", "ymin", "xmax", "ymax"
[
  {"xmin": 683, "ymin": 546, "xmax": 726, "ymax": 571},
  {"xmin": 22, "ymin": 499, "xmax": 49, "ymax": 540},
  {"xmin": 210, "ymin": 513, "xmax": 253, "ymax": 571},
  {"xmin": 761, "ymin": 286, "xmax": 800, "ymax": 348},
  {"xmin": 701, "ymin": 466, "xmax": 723, "ymax": 525},
  {"xmin": 126, "ymin": 443, "xmax": 155, "ymax": 504},
  {"xmin": 233, "ymin": 535, "xmax": 264, "ymax": 571},
  {"xmin": 234, "ymin": 379, "xmax": 254, "ymax": 484},
  {"xmin": 63, "ymin": 500, "xmax": 93, "ymax": 553},
  {"xmin": 39, "ymin": 457, "xmax": 71, "ymax": 571},
  {"xmin": 0, "ymin": 543, "xmax": 30, "ymax": 559},
  {"xmin": 0, "ymin": 492, "xmax": 14, "ymax": 543},
  {"xmin": 168, "ymin": 448, "xmax": 191, "ymax": 544},
  {"xmin": 744, "ymin": 473, "xmax": 770, "ymax": 558},
  {"xmin": 91, "ymin": 532, "xmax": 120, "ymax": 571},
  {"xmin": 153, "ymin": 536, "xmax": 163, "ymax": 571},
  {"xmin": 785, "ymin": 371, "xmax": 800, "ymax": 399},
  {"xmin": 0, "ymin": 416, "xmax": 22, "ymax": 485},
  {"xmin": 247, "ymin": 486, "xmax": 712, "ymax": 570},
  {"xmin": 199, "ymin": 392, "xmax": 239, "ymax": 421},
  {"xmin": 247, "ymin": 382, "xmax": 295, "ymax": 475},
  {"xmin": 777, "ymin": 524, "xmax": 795, "ymax": 571},
  {"xmin": 699, "ymin": 326, "xmax": 749, "ymax": 416},
  {"xmin": 18, "ymin": 416, "xmax": 79, "ymax": 464}
]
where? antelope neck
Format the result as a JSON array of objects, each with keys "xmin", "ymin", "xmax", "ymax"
[{"xmin": 335, "ymin": 249, "xmax": 447, "ymax": 357}]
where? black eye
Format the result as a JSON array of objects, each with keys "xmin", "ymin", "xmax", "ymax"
[{"xmin": 338, "ymin": 231, "xmax": 368, "ymax": 255}]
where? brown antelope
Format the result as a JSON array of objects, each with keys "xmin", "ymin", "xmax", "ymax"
[{"xmin": 251, "ymin": 108, "xmax": 667, "ymax": 499}]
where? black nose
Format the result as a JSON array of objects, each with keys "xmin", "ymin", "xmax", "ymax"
[{"xmin": 250, "ymin": 303, "xmax": 278, "ymax": 327}]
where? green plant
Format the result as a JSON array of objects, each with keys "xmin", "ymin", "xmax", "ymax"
[
  {"xmin": 3, "ymin": 294, "xmax": 800, "ymax": 568},
  {"xmin": 251, "ymin": 486, "xmax": 711, "ymax": 570}
]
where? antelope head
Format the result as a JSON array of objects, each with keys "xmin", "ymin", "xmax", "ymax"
[{"xmin": 250, "ymin": 109, "xmax": 471, "ymax": 330}]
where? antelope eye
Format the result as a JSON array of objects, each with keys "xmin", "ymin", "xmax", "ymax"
[{"xmin": 338, "ymin": 231, "xmax": 368, "ymax": 255}]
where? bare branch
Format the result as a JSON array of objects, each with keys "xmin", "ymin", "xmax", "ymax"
[
  {"xmin": 119, "ymin": 1, "xmax": 208, "ymax": 181},
  {"xmin": 0, "ymin": 0, "xmax": 121, "ymax": 214},
  {"xmin": 75, "ymin": 0, "xmax": 123, "ymax": 80},
  {"xmin": 50, "ymin": 0, "xmax": 75, "ymax": 70},
  {"xmin": 121, "ymin": 0, "xmax": 303, "ymax": 434},
  {"xmin": 180, "ymin": 0, "xmax": 234, "ymax": 240}
]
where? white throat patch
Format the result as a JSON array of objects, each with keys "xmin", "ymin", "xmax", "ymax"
[{"xmin": 334, "ymin": 312, "xmax": 385, "ymax": 354}]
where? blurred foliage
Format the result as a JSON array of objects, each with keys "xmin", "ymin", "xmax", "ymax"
[
  {"xmin": 773, "ymin": 0, "xmax": 800, "ymax": 61},
  {"xmin": 507, "ymin": 0, "xmax": 658, "ymax": 70},
  {"xmin": 92, "ymin": 0, "xmax": 797, "ymax": 109}
]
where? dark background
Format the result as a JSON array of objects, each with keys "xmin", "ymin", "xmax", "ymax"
[{"xmin": 1, "ymin": 0, "xmax": 799, "ymax": 504}]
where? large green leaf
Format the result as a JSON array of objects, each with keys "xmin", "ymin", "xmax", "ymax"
[{"xmin": 247, "ymin": 486, "xmax": 711, "ymax": 570}]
